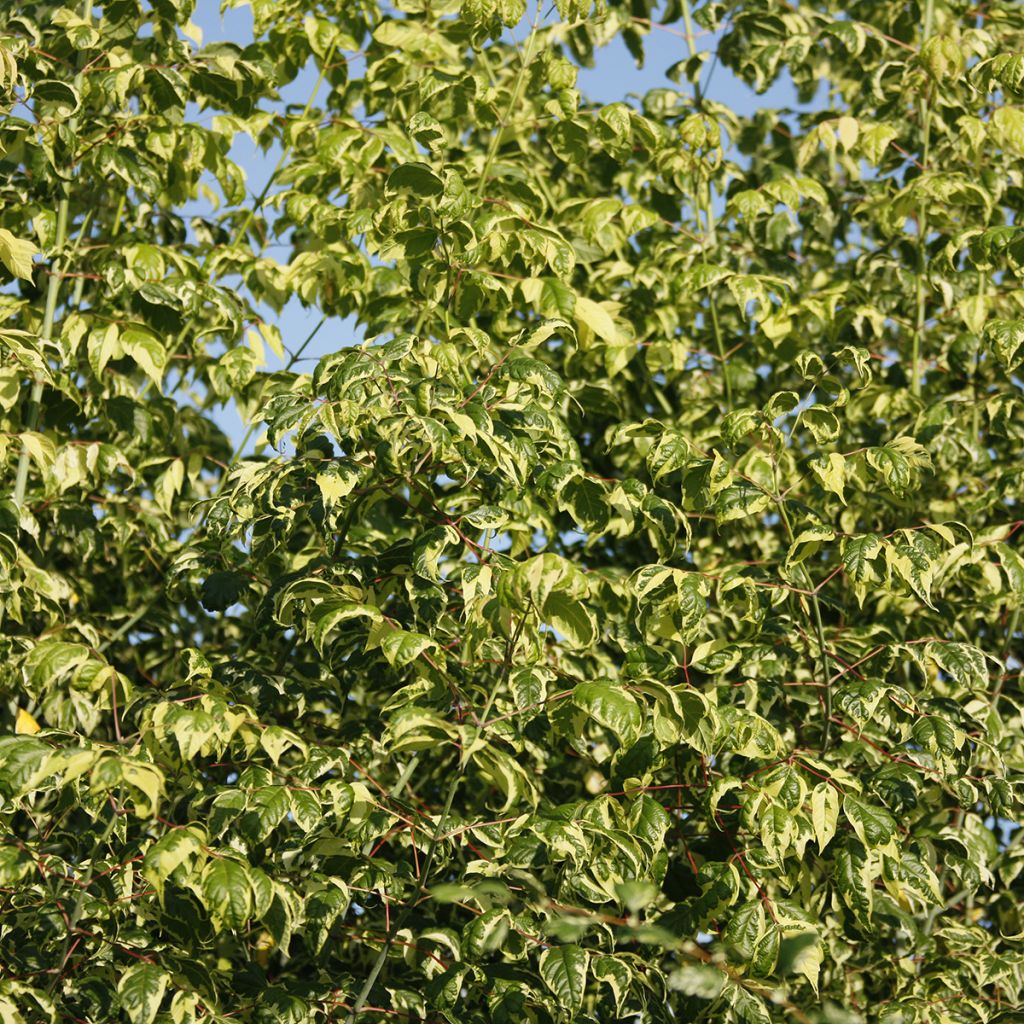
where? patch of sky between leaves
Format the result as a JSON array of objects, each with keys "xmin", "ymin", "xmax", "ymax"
[
  {"xmin": 181, "ymin": 4, "xmax": 357, "ymax": 451},
  {"xmin": 182, "ymin": 4, "xmax": 821, "ymax": 457}
]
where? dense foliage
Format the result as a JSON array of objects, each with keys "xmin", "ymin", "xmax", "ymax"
[{"xmin": 3, "ymin": 0, "xmax": 1024, "ymax": 1021}]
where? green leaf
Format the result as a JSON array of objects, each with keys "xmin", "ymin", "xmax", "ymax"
[
  {"xmin": 834, "ymin": 840, "xmax": 874, "ymax": 919},
  {"xmin": 15, "ymin": 431, "xmax": 56, "ymax": 481},
  {"xmin": 809, "ymin": 452, "xmax": 846, "ymax": 502},
  {"xmin": 202, "ymin": 857, "xmax": 252, "ymax": 932},
  {"xmin": 690, "ymin": 638, "xmax": 741, "ymax": 674},
  {"xmin": 572, "ymin": 681, "xmax": 642, "ymax": 748},
  {"xmin": 575, "ymin": 294, "xmax": 629, "ymax": 345},
  {"xmin": 749, "ymin": 926, "xmax": 780, "ymax": 977},
  {"xmin": 565, "ymin": 476, "xmax": 609, "ymax": 532},
  {"xmin": 414, "ymin": 525, "xmax": 460, "ymax": 581},
  {"xmin": 538, "ymin": 945, "xmax": 588, "ymax": 1013},
  {"xmin": 859, "ymin": 122, "xmax": 897, "ymax": 164},
  {"xmin": 730, "ymin": 985, "xmax": 773, "ymax": 1024},
  {"xmin": 117, "ymin": 963, "xmax": 170, "ymax": 1024},
  {"xmin": 985, "ymin": 319, "xmax": 1024, "ymax": 371},
  {"xmin": 760, "ymin": 803, "xmax": 796, "ymax": 864},
  {"xmin": 648, "ymin": 431, "xmax": 690, "ymax": 483},
  {"xmin": 920, "ymin": 35, "xmax": 965, "ymax": 82},
  {"xmin": 0, "ymin": 229, "xmax": 38, "ymax": 280},
  {"xmin": 463, "ymin": 907, "xmax": 511, "ymax": 958},
  {"xmin": 843, "ymin": 793, "xmax": 896, "ymax": 848},
  {"xmin": 471, "ymin": 744, "xmax": 535, "ymax": 812},
  {"xmin": 409, "ymin": 111, "xmax": 446, "ymax": 150},
  {"xmin": 723, "ymin": 901, "xmax": 767, "ymax": 963},
  {"xmin": 32, "ymin": 78, "xmax": 80, "ymax": 114},
  {"xmin": 591, "ymin": 955, "xmax": 632, "ymax": 1014},
  {"xmin": 802, "ymin": 405, "xmax": 840, "ymax": 444},
  {"xmin": 315, "ymin": 462, "xmax": 360, "ymax": 508},
  {"xmin": 667, "ymin": 964, "xmax": 724, "ymax": 998},
  {"xmin": 142, "ymin": 826, "xmax": 207, "ymax": 902},
  {"xmin": 379, "ymin": 628, "xmax": 439, "ymax": 667},
  {"xmin": 304, "ymin": 882, "xmax": 350, "ymax": 954},
  {"xmin": 462, "ymin": 505, "xmax": 509, "ymax": 530},
  {"xmin": 23, "ymin": 640, "xmax": 92, "ymax": 690},
  {"xmin": 777, "ymin": 931, "xmax": 823, "ymax": 993},
  {"xmin": 542, "ymin": 590, "xmax": 597, "ymax": 649},
  {"xmin": 0, "ymin": 737, "xmax": 55, "ymax": 798},
  {"xmin": 200, "ymin": 570, "xmax": 248, "ymax": 612},
  {"xmin": 866, "ymin": 437, "xmax": 931, "ymax": 498},
  {"xmin": 926, "ymin": 641, "xmax": 988, "ymax": 691},
  {"xmin": 843, "ymin": 534, "xmax": 883, "ymax": 588},
  {"xmin": 811, "ymin": 783, "xmax": 840, "ymax": 852},
  {"xmin": 896, "ymin": 853, "xmax": 942, "ymax": 907},
  {"xmin": 386, "ymin": 161, "xmax": 444, "ymax": 197},
  {"xmin": 785, "ymin": 524, "xmax": 835, "ymax": 567},
  {"xmin": 973, "ymin": 52, "xmax": 1024, "ymax": 96},
  {"xmin": 714, "ymin": 481, "xmax": 773, "ymax": 525},
  {"xmin": 122, "ymin": 327, "xmax": 167, "ymax": 387}
]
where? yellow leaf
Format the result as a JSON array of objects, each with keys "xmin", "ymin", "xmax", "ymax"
[
  {"xmin": 0, "ymin": 227, "xmax": 38, "ymax": 280},
  {"xmin": 260, "ymin": 322, "xmax": 284, "ymax": 360},
  {"xmin": 958, "ymin": 294, "xmax": 987, "ymax": 335},
  {"xmin": 16, "ymin": 707, "xmax": 41, "ymax": 734},
  {"xmin": 245, "ymin": 327, "xmax": 266, "ymax": 367},
  {"xmin": 253, "ymin": 930, "xmax": 275, "ymax": 967},
  {"xmin": 836, "ymin": 116, "xmax": 859, "ymax": 152},
  {"xmin": 575, "ymin": 295, "xmax": 628, "ymax": 346},
  {"xmin": 316, "ymin": 465, "xmax": 359, "ymax": 507}
]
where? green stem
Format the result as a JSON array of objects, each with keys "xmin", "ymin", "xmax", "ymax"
[
  {"xmin": 972, "ymin": 271, "xmax": 984, "ymax": 444},
  {"xmin": 639, "ymin": 352, "xmax": 674, "ymax": 417},
  {"xmin": 680, "ymin": 0, "xmax": 703, "ymax": 105},
  {"xmin": 110, "ymin": 190, "xmax": 126, "ymax": 239},
  {"xmin": 707, "ymin": 273, "xmax": 732, "ymax": 410},
  {"xmin": 694, "ymin": 189, "xmax": 732, "ymax": 411},
  {"xmin": 359, "ymin": 755, "xmax": 422, "ymax": 857},
  {"xmin": 344, "ymin": 771, "xmax": 457, "ymax": 1023},
  {"xmin": 806, "ymin": 573, "xmax": 833, "ymax": 751},
  {"xmin": 991, "ymin": 607, "xmax": 1020, "ymax": 706},
  {"xmin": 228, "ymin": 45, "xmax": 335, "ymax": 252},
  {"xmin": 48, "ymin": 801, "xmax": 120, "ymax": 994},
  {"xmin": 97, "ymin": 602, "xmax": 152, "ymax": 654},
  {"xmin": 679, "ymin": 10, "xmax": 729, "ymax": 410},
  {"xmin": 13, "ymin": 202, "xmax": 69, "ymax": 504},
  {"xmin": 67, "ymin": 209, "xmax": 94, "ymax": 310},
  {"xmin": 238, "ymin": 313, "xmax": 327, "ymax": 461},
  {"xmin": 775, "ymin": 472, "xmax": 832, "ymax": 750},
  {"xmin": 13, "ymin": 0, "xmax": 92, "ymax": 507},
  {"xmin": 345, "ymin": 773, "xmax": 461, "ymax": 1024},
  {"xmin": 201, "ymin": 314, "xmax": 327, "ymax": 525},
  {"xmin": 912, "ymin": 0, "xmax": 935, "ymax": 398},
  {"xmin": 924, "ymin": 606, "xmax": 1020, "ymax": 936},
  {"xmin": 683, "ymin": 0, "xmax": 733, "ymax": 409},
  {"xmin": 345, "ymin": 610, "xmax": 529, "ymax": 1023},
  {"xmin": 681, "ymin": 0, "xmax": 730, "ymax": 409},
  {"xmin": 475, "ymin": 0, "xmax": 543, "ymax": 199}
]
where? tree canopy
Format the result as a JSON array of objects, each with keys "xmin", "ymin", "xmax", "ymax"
[{"xmin": 2, "ymin": 1, "xmax": 1024, "ymax": 1022}]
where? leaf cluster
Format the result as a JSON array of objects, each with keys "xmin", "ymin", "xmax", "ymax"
[{"xmin": 2, "ymin": 1, "xmax": 1024, "ymax": 1022}]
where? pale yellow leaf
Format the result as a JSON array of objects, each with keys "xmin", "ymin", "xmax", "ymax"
[{"xmin": 16, "ymin": 707, "xmax": 41, "ymax": 734}]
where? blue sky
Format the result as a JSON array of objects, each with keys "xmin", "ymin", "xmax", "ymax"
[{"xmin": 189, "ymin": 4, "xmax": 808, "ymax": 448}]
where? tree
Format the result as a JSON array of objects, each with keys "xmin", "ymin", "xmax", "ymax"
[{"xmin": 2, "ymin": 0, "xmax": 1024, "ymax": 1020}]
